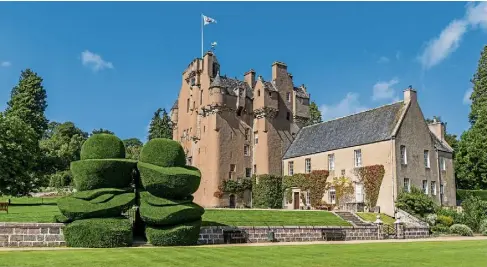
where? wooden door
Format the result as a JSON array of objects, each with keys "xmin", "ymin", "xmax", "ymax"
[{"xmin": 293, "ymin": 192, "xmax": 300, "ymax": 209}]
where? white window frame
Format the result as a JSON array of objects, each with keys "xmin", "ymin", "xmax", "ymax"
[
  {"xmin": 306, "ymin": 190, "xmax": 310, "ymax": 206},
  {"xmin": 286, "ymin": 92, "xmax": 291, "ymax": 102},
  {"xmin": 440, "ymin": 157, "xmax": 446, "ymax": 171},
  {"xmin": 431, "ymin": 181, "xmax": 437, "ymax": 196},
  {"xmin": 400, "ymin": 145, "xmax": 407, "ymax": 165},
  {"xmin": 288, "ymin": 161, "xmax": 294, "ymax": 176},
  {"xmin": 424, "ymin": 150, "xmax": 430, "ymax": 168},
  {"xmin": 328, "ymin": 154, "xmax": 335, "ymax": 171},
  {"xmin": 354, "ymin": 149, "xmax": 362, "ymax": 167},
  {"xmin": 305, "ymin": 158, "xmax": 311, "ymax": 174},
  {"xmin": 329, "ymin": 187, "xmax": 336, "ymax": 204},
  {"xmin": 355, "ymin": 183, "xmax": 364, "ymax": 203},
  {"xmin": 404, "ymin": 178, "xmax": 411, "ymax": 193},
  {"xmin": 440, "ymin": 183, "xmax": 444, "ymax": 195},
  {"xmin": 422, "ymin": 180, "xmax": 428, "ymax": 194}
]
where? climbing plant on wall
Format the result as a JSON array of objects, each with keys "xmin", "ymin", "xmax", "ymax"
[
  {"xmin": 325, "ymin": 176, "xmax": 354, "ymax": 207},
  {"xmin": 355, "ymin": 165, "xmax": 385, "ymax": 208},
  {"xmin": 251, "ymin": 174, "xmax": 283, "ymax": 209},
  {"xmin": 281, "ymin": 170, "xmax": 329, "ymax": 208},
  {"xmin": 213, "ymin": 178, "xmax": 252, "ymax": 199}
]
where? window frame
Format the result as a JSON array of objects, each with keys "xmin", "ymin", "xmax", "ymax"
[
  {"xmin": 424, "ymin": 150, "xmax": 430, "ymax": 168},
  {"xmin": 422, "ymin": 180, "xmax": 428, "ymax": 194},
  {"xmin": 354, "ymin": 149, "xmax": 362, "ymax": 167},
  {"xmin": 244, "ymin": 145, "xmax": 250, "ymax": 156},
  {"xmin": 328, "ymin": 154, "xmax": 335, "ymax": 171},
  {"xmin": 400, "ymin": 145, "xmax": 407, "ymax": 165},
  {"xmin": 431, "ymin": 181, "xmax": 437, "ymax": 196},
  {"xmin": 404, "ymin": 178, "xmax": 411, "ymax": 193},
  {"xmin": 305, "ymin": 158, "xmax": 311, "ymax": 174},
  {"xmin": 288, "ymin": 161, "xmax": 294, "ymax": 176}
]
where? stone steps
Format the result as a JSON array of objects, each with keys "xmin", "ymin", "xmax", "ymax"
[{"xmin": 334, "ymin": 211, "xmax": 373, "ymax": 227}]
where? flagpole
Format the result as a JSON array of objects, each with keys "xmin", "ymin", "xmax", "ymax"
[{"xmin": 201, "ymin": 14, "xmax": 204, "ymax": 59}]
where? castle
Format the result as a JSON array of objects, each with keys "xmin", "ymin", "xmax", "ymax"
[{"xmin": 170, "ymin": 51, "xmax": 310, "ymax": 208}]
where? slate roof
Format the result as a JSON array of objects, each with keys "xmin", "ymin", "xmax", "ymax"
[
  {"xmin": 431, "ymin": 133, "xmax": 454, "ymax": 153},
  {"xmin": 263, "ymin": 80, "xmax": 279, "ymax": 92},
  {"xmin": 210, "ymin": 75, "xmax": 254, "ymax": 99},
  {"xmin": 294, "ymin": 87, "xmax": 310, "ymax": 99},
  {"xmin": 283, "ymin": 101, "xmax": 406, "ymax": 159}
]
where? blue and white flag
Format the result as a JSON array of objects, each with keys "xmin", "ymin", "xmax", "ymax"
[{"xmin": 203, "ymin": 15, "xmax": 217, "ymax": 25}]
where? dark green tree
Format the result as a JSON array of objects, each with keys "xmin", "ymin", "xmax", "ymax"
[
  {"xmin": 468, "ymin": 46, "xmax": 487, "ymax": 125},
  {"xmin": 4, "ymin": 69, "xmax": 48, "ymax": 140},
  {"xmin": 91, "ymin": 128, "xmax": 114, "ymax": 135},
  {"xmin": 148, "ymin": 108, "xmax": 172, "ymax": 140},
  {"xmin": 456, "ymin": 45, "xmax": 487, "ymax": 189},
  {"xmin": 306, "ymin": 101, "xmax": 322, "ymax": 126},
  {"xmin": 123, "ymin": 138, "xmax": 143, "ymax": 160},
  {"xmin": 0, "ymin": 114, "xmax": 38, "ymax": 196}
]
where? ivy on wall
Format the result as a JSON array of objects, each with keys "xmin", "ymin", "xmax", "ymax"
[
  {"xmin": 324, "ymin": 176, "xmax": 355, "ymax": 207},
  {"xmin": 213, "ymin": 178, "xmax": 252, "ymax": 199},
  {"xmin": 281, "ymin": 170, "xmax": 329, "ymax": 208},
  {"xmin": 355, "ymin": 164, "xmax": 385, "ymax": 208},
  {"xmin": 251, "ymin": 175, "xmax": 283, "ymax": 209}
]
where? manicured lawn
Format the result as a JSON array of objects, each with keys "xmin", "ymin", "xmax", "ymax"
[
  {"xmin": 357, "ymin": 212, "xmax": 395, "ymax": 225},
  {"xmin": 0, "ymin": 240, "xmax": 485, "ymax": 267},
  {"xmin": 0, "ymin": 196, "xmax": 59, "ymax": 205},
  {"xmin": 0, "ymin": 205, "xmax": 61, "ymax": 223},
  {"xmin": 203, "ymin": 209, "xmax": 350, "ymax": 226}
]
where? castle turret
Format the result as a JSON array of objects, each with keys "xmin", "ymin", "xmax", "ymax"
[{"xmin": 209, "ymin": 73, "xmax": 224, "ymax": 106}]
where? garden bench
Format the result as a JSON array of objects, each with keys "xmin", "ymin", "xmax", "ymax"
[{"xmin": 0, "ymin": 202, "xmax": 8, "ymax": 213}]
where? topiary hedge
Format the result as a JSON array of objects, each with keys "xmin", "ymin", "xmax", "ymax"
[
  {"xmin": 139, "ymin": 138, "xmax": 186, "ymax": 167},
  {"xmin": 139, "ymin": 200, "xmax": 204, "ymax": 226},
  {"xmin": 71, "ymin": 159, "xmax": 137, "ymax": 191},
  {"xmin": 64, "ymin": 218, "xmax": 133, "ymax": 248},
  {"xmin": 138, "ymin": 162, "xmax": 201, "ymax": 199},
  {"xmin": 450, "ymin": 224, "xmax": 474, "ymax": 236},
  {"xmin": 58, "ymin": 190, "xmax": 135, "ymax": 220},
  {"xmin": 145, "ymin": 219, "xmax": 202, "ymax": 246},
  {"xmin": 140, "ymin": 191, "xmax": 194, "ymax": 206},
  {"xmin": 80, "ymin": 134, "xmax": 126, "ymax": 160}
]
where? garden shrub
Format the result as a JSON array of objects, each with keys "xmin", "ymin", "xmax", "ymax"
[
  {"xmin": 64, "ymin": 218, "xmax": 133, "ymax": 248},
  {"xmin": 71, "ymin": 159, "xmax": 137, "ymax": 191},
  {"xmin": 72, "ymin": 188, "xmax": 131, "ymax": 200},
  {"xmin": 145, "ymin": 219, "xmax": 202, "ymax": 246},
  {"xmin": 479, "ymin": 219, "xmax": 487, "ymax": 234},
  {"xmin": 396, "ymin": 186, "xmax": 438, "ymax": 217},
  {"xmin": 140, "ymin": 191, "xmax": 194, "ymax": 206},
  {"xmin": 48, "ymin": 170, "xmax": 72, "ymax": 188},
  {"xmin": 89, "ymin": 193, "xmax": 115, "ymax": 204},
  {"xmin": 460, "ymin": 195, "xmax": 487, "ymax": 232},
  {"xmin": 449, "ymin": 224, "xmax": 474, "ymax": 236},
  {"xmin": 139, "ymin": 200, "xmax": 204, "ymax": 226},
  {"xmin": 436, "ymin": 215, "xmax": 454, "ymax": 227},
  {"xmin": 436, "ymin": 208, "xmax": 464, "ymax": 224},
  {"xmin": 58, "ymin": 191, "xmax": 135, "ymax": 220},
  {"xmin": 425, "ymin": 214, "xmax": 437, "ymax": 226},
  {"xmin": 80, "ymin": 134, "xmax": 125, "ymax": 160},
  {"xmin": 430, "ymin": 225, "xmax": 450, "ymax": 234},
  {"xmin": 251, "ymin": 174, "xmax": 283, "ymax": 209},
  {"xmin": 53, "ymin": 214, "xmax": 72, "ymax": 223},
  {"xmin": 138, "ymin": 162, "xmax": 201, "ymax": 199},
  {"xmin": 457, "ymin": 189, "xmax": 487, "ymax": 201},
  {"xmin": 139, "ymin": 138, "xmax": 185, "ymax": 167}
]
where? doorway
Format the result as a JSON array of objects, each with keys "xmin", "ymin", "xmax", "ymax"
[
  {"xmin": 293, "ymin": 192, "xmax": 300, "ymax": 209},
  {"xmin": 229, "ymin": 194, "xmax": 236, "ymax": 208}
]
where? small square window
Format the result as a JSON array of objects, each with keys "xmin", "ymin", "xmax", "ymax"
[{"xmin": 245, "ymin": 168, "xmax": 252, "ymax": 178}]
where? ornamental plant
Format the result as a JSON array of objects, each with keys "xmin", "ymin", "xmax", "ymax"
[{"xmin": 355, "ymin": 165, "xmax": 385, "ymax": 208}]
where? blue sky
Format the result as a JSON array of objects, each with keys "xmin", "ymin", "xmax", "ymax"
[{"xmin": 1, "ymin": 2, "xmax": 486, "ymax": 142}]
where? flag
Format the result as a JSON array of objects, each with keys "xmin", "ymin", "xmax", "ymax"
[{"xmin": 203, "ymin": 15, "xmax": 217, "ymax": 25}]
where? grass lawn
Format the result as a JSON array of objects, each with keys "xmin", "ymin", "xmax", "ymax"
[
  {"xmin": 0, "ymin": 205, "xmax": 61, "ymax": 223},
  {"xmin": 202, "ymin": 209, "xmax": 351, "ymax": 226},
  {"xmin": 0, "ymin": 196, "xmax": 59, "ymax": 205},
  {"xmin": 357, "ymin": 212, "xmax": 395, "ymax": 225},
  {"xmin": 0, "ymin": 240, "xmax": 485, "ymax": 267}
]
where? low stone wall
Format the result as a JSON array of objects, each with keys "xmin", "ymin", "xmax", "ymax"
[
  {"xmin": 0, "ymin": 223, "xmax": 65, "ymax": 247},
  {"xmin": 403, "ymin": 226, "xmax": 430, "ymax": 239},
  {"xmin": 198, "ymin": 226, "xmax": 381, "ymax": 245}
]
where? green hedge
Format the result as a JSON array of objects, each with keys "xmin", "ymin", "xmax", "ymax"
[
  {"xmin": 71, "ymin": 159, "xmax": 137, "ymax": 191},
  {"xmin": 64, "ymin": 218, "xmax": 133, "ymax": 248},
  {"xmin": 457, "ymin": 190, "xmax": 487, "ymax": 201},
  {"xmin": 139, "ymin": 191, "xmax": 194, "ymax": 206},
  {"xmin": 139, "ymin": 200, "xmax": 204, "ymax": 226},
  {"xmin": 89, "ymin": 193, "xmax": 115, "ymax": 204},
  {"xmin": 72, "ymin": 188, "xmax": 131, "ymax": 200},
  {"xmin": 58, "ymin": 190, "xmax": 135, "ymax": 220},
  {"xmin": 138, "ymin": 162, "xmax": 201, "ymax": 199},
  {"xmin": 251, "ymin": 175, "xmax": 283, "ymax": 209},
  {"xmin": 145, "ymin": 219, "xmax": 202, "ymax": 246},
  {"xmin": 139, "ymin": 138, "xmax": 186, "ymax": 167},
  {"xmin": 80, "ymin": 134, "xmax": 126, "ymax": 160}
]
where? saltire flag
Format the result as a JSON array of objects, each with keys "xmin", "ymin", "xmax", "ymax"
[{"xmin": 203, "ymin": 15, "xmax": 217, "ymax": 25}]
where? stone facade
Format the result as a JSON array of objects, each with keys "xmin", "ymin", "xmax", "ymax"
[
  {"xmin": 403, "ymin": 226, "xmax": 430, "ymax": 239},
  {"xmin": 171, "ymin": 52, "xmax": 310, "ymax": 208},
  {"xmin": 0, "ymin": 223, "xmax": 65, "ymax": 247}
]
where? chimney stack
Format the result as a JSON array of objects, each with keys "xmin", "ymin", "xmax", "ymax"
[
  {"xmin": 244, "ymin": 69, "xmax": 256, "ymax": 88},
  {"xmin": 272, "ymin": 61, "xmax": 287, "ymax": 81},
  {"xmin": 404, "ymin": 85, "xmax": 417, "ymax": 103},
  {"xmin": 428, "ymin": 120, "xmax": 445, "ymax": 142}
]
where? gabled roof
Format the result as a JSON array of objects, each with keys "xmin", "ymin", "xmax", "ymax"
[
  {"xmin": 283, "ymin": 101, "xmax": 406, "ymax": 159},
  {"xmin": 294, "ymin": 86, "xmax": 310, "ymax": 99},
  {"xmin": 210, "ymin": 75, "xmax": 254, "ymax": 99},
  {"xmin": 431, "ymin": 132, "xmax": 454, "ymax": 153}
]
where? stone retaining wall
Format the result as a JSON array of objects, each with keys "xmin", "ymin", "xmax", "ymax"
[
  {"xmin": 198, "ymin": 226, "xmax": 382, "ymax": 245},
  {"xmin": 403, "ymin": 226, "xmax": 430, "ymax": 239},
  {"xmin": 0, "ymin": 223, "xmax": 64, "ymax": 247}
]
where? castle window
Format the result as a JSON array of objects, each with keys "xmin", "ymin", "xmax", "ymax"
[
  {"xmin": 254, "ymin": 164, "xmax": 257, "ymax": 174},
  {"xmin": 187, "ymin": 98, "xmax": 190, "ymax": 113},
  {"xmin": 245, "ymin": 129, "xmax": 250, "ymax": 140},
  {"xmin": 287, "ymin": 92, "xmax": 291, "ymax": 102},
  {"xmin": 254, "ymin": 134, "xmax": 258, "ymax": 145},
  {"xmin": 286, "ymin": 112, "xmax": 290, "ymax": 121},
  {"xmin": 244, "ymin": 145, "xmax": 250, "ymax": 156},
  {"xmin": 190, "ymin": 77, "xmax": 196, "ymax": 86},
  {"xmin": 245, "ymin": 168, "xmax": 252, "ymax": 178},
  {"xmin": 268, "ymin": 92, "xmax": 272, "ymax": 97},
  {"xmin": 400, "ymin": 145, "xmax": 407, "ymax": 165},
  {"xmin": 257, "ymin": 90, "xmax": 261, "ymax": 97},
  {"xmin": 200, "ymin": 90, "xmax": 203, "ymax": 105}
]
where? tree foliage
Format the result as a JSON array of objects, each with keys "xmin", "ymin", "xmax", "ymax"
[
  {"xmin": 306, "ymin": 101, "xmax": 322, "ymax": 126},
  {"xmin": 91, "ymin": 128, "xmax": 114, "ymax": 135},
  {"xmin": 4, "ymin": 69, "xmax": 48, "ymax": 140},
  {"xmin": 0, "ymin": 114, "xmax": 39, "ymax": 196},
  {"xmin": 355, "ymin": 165, "xmax": 385, "ymax": 208},
  {"xmin": 148, "ymin": 108, "xmax": 173, "ymax": 140},
  {"xmin": 123, "ymin": 138, "xmax": 143, "ymax": 160},
  {"xmin": 455, "ymin": 46, "xmax": 487, "ymax": 189},
  {"xmin": 396, "ymin": 186, "xmax": 438, "ymax": 217}
]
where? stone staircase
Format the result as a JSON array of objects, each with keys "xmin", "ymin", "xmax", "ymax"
[{"xmin": 334, "ymin": 211, "xmax": 374, "ymax": 227}]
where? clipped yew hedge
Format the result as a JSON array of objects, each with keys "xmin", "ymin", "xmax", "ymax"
[
  {"xmin": 80, "ymin": 133, "xmax": 126, "ymax": 160},
  {"xmin": 145, "ymin": 219, "xmax": 202, "ymax": 246},
  {"xmin": 139, "ymin": 138, "xmax": 186, "ymax": 167},
  {"xmin": 71, "ymin": 159, "xmax": 137, "ymax": 191},
  {"xmin": 138, "ymin": 162, "xmax": 201, "ymax": 199},
  {"xmin": 139, "ymin": 200, "xmax": 204, "ymax": 226},
  {"xmin": 58, "ymin": 190, "xmax": 135, "ymax": 220},
  {"xmin": 64, "ymin": 218, "xmax": 133, "ymax": 248},
  {"xmin": 140, "ymin": 191, "xmax": 194, "ymax": 206},
  {"xmin": 72, "ymin": 188, "xmax": 131, "ymax": 200}
]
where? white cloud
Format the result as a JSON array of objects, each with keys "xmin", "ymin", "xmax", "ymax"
[
  {"xmin": 1, "ymin": 61, "xmax": 11, "ymax": 67},
  {"xmin": 419, "ymin": 19, "xmax": 468, "ymax": 69},
  {"xmin": 372, "ymin": 78, "xmax": 399, "ymax": 101},
  {"xmin": 319, "ymin": 92, "xmax": 367, "ymax": 122},
  {"xmin": 466, "ymin": 1, "xmax": 487, "ymax": 30},
  {"xmin": 81, "ymin": 50, "xmax": 113, "ymax": 71},
  {"xmin": 463, "ymin": 88, "xmax": 473, "ymax": 105},
  {"xmin": 378, "ymin": 56, "xmax": 390, "ymax": 64}
]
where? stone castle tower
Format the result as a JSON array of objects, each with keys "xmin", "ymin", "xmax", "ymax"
[{"xmin": 170, "ymin": 51, "xmax": 310, "ymax": 207}]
